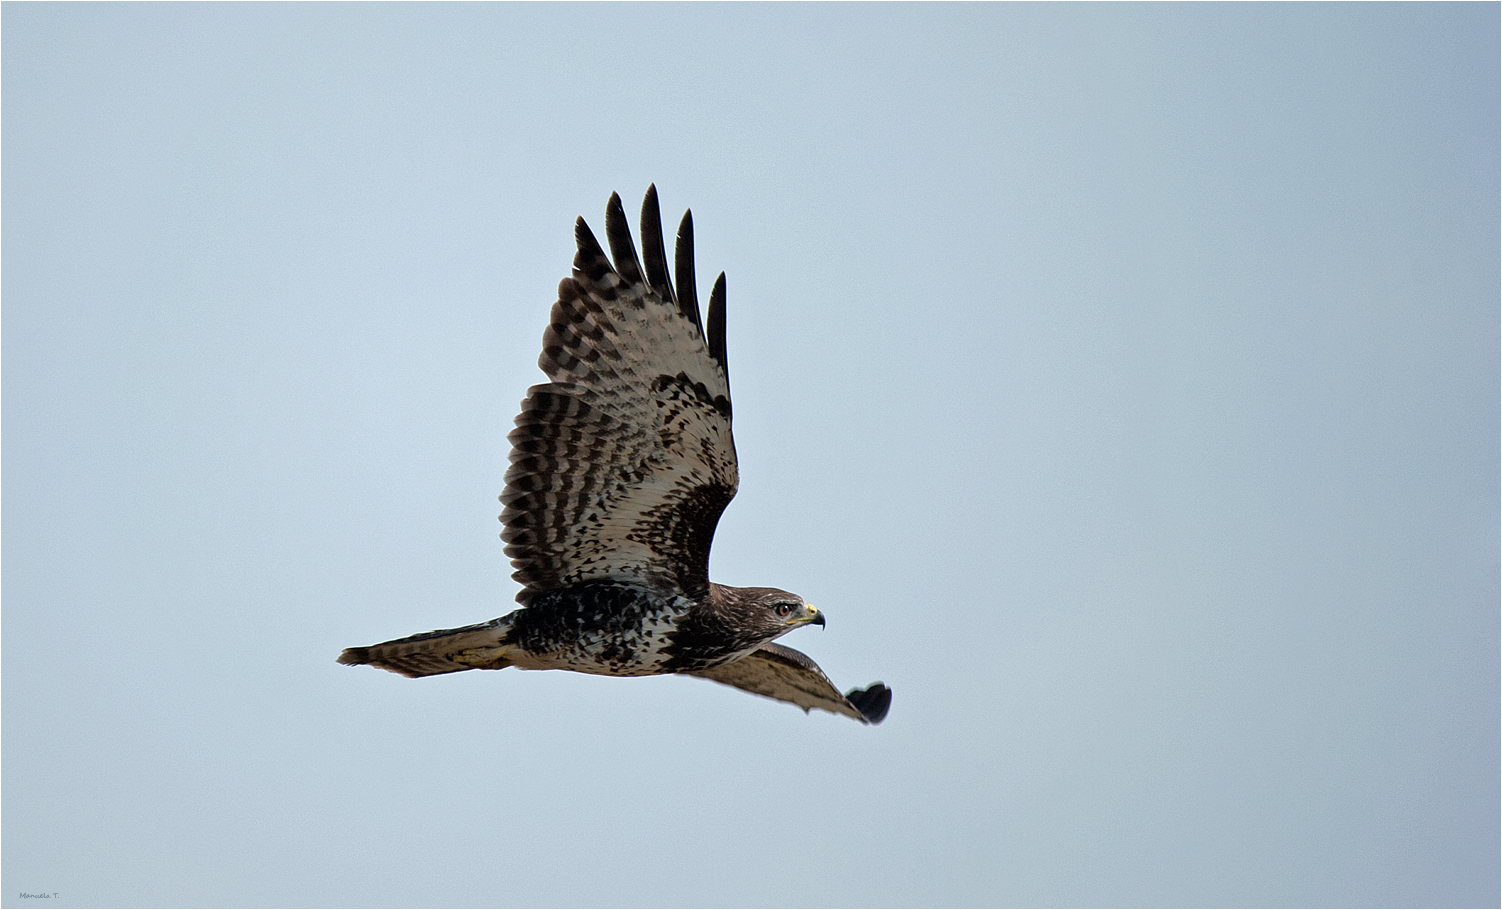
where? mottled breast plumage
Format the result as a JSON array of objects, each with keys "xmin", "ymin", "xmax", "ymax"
[{"xmin": 507, "ymin": 582, "xmax": 688, "ymax": 676}]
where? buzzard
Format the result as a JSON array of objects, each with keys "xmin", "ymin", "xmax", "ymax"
[{"xmin": 338, "ymin": 187, "xmax": 891, "ymax": 725}]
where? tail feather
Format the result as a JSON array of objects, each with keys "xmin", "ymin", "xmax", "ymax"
[{"xmin": 338, "ymin": 615, "xmax": 516, "ymax": 678}]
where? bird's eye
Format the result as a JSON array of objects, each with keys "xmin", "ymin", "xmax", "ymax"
[{"xmin": 774, "ymin": 603, "xmax": 793, "ymax": 618}]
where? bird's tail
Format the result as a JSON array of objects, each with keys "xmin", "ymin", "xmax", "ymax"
[{"xmin": 337, "ymin": 614, "xmax": 518, "ymax": 678}]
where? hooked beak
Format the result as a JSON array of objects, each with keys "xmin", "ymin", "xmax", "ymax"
[{"xmin": 806, "ymin": 604, "xmax": 825, "ymax": 629}]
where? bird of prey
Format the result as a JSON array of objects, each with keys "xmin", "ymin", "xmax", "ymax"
[{"xmin": 339, "ymin": 187, "xmax": 890, "ymax": 724}]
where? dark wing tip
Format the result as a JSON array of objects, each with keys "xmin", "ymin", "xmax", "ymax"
[
  {"xmin": 846, "ymin": 683, "xmax": 892, "ymax": 725},
  {"xmin": 572, "ymin": 216, "xmax": 613, "ymax": 282},
  {"xmin": 706, "ymin": 271, "xmax": 728, "ymax": 376},
  {"xmin": 674, "ymin": 209, "xmax": 703, "ymax": 334},
  {"xmin": 603, "ymin": 192, "xmax": 644, "ymax": 286},
  {"xmin": 640, "ymin": 185, "xmax": 675, "ymax": 302}
]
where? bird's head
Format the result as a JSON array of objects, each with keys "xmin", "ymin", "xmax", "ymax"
[{"xmin": 713, "ymin": 585, "xmax": 824, "ymax": 641}]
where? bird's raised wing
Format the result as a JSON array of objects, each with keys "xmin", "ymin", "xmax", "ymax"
[
  {"xmin": 689, "ymin": 642, "xmax": 892, "ymax": 724},
  {"xmin": 500, "ymin": 187, "xmax": 737, "ymax": 603}
]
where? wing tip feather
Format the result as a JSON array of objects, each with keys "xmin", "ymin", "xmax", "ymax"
[
  {"xmin": 707, "ymin": 271, "xmax": 728, "ymax": 375},
  {"xmin": 846, "ymin": 682, "xmax": 892, "ymax": 725},
  {"xmin": 603, "ymin": 191, "xmax": 644, "ymax": 285},
  {"xmin": 675, "ymin": 208, "xmax": 702, "ymax": 332},
  {"xmin": 640, "ymin": 184, "xmax": 675, "ymax": 302}
]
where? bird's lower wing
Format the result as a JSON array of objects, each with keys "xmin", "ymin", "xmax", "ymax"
[{"xmin": 687, "ymin": 642, "xmax": 891, "ymax": 724}]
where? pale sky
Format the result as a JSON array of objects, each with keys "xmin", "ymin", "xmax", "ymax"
[{"xmin": 4, "ymin": 4, "xmax": 1498, "ymax": 907}]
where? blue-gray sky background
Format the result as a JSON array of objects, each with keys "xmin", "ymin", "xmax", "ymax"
[{"xmin": 4, "ymin": 4, "xmax": 1497, "ymax": 907}]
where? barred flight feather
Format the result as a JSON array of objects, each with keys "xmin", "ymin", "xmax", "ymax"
[{"xmin": 501, "ymin": 189, "xmax": 736, "ymax": 604}]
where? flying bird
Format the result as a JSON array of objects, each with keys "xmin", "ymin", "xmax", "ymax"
[{"xmin": 338, "ymin": 187, "xmax": 890, "ymax": 724}]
